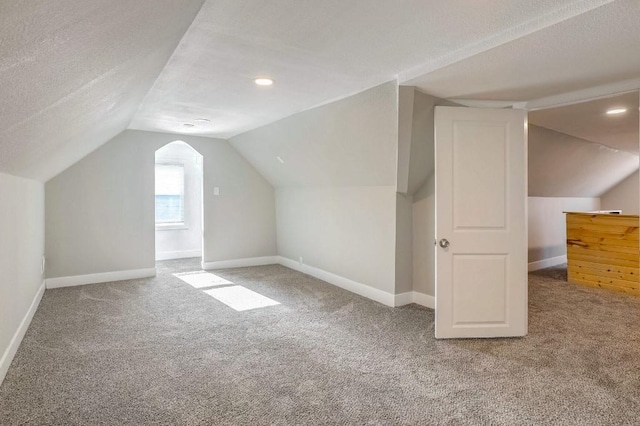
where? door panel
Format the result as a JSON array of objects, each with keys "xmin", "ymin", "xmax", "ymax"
[
  {"xmin": 435, "ymin": 107, "xmax": 527, "ymax": 339},
  {"xmin": 453, "ymin": 123, "xmax": 507, "ymax": 229}
]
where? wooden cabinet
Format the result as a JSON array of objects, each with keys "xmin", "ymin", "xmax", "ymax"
[{"xmin": 565, "ymin": 212, "xmax": 639, "ymax": 295}]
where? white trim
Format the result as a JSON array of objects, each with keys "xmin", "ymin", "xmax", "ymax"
[
  {"xmin": 528, "ymin": 255, "xmax": 567, "ymax": 272},
  {"xmin": 444, "ymin": 99, "xmax": 518, "ymax": 109},
  {"xmin": 395, "ymin": 291, "xmax": 436, "ymax": 309},
  {"xmin": 394, "ymin": 291, "xmax": 414, "ymax": 307},
  {"xmin": 46, "ymin": 268, "xmax": 156, "ymax": 289},
  {"xmin": 412, "ymin": 292, "xmax": 436, "ymax": 309},
  {"xmin": 155, "ymin": 223, "xmax": 189, "ymax": 231},
  {"xmin": 202, "ymin": 255, "xmax": 428, "ymax": 309},
  {"xmin": 156, "ymin": 249, "xmax": 202, "ymax": 261},
  {"xmin": 202, "ymin": 256, "xmax": 278, "ymax": 270},
  {"xmin": 277, "ymin": 256, "xmax": 396, "ymax": 307},
  {"xmin": 525, "ymin": 78, "xmax": 640, "ymax": 111},
  {"xmin": 0, "ymin": 281, "xmax": 46, "ymax": 386}
]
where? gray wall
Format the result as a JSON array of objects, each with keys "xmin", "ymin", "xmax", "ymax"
[
  {"xmin": 412, "ymin": 177, "xmax": 435, "ymax": 296},
  {"xmin": 395, "ymin": 193, "xmax": 413, "ymax": 294},
  {"xmin": 277, "ymin": 186, "xmax": 397, "ymax": 294},
  {"xmin": 230, "ymin": 82, "xmax": 400, "ymax": 295},
  {"xmin": 396, "ymin": 86, "xmax": 414, "ymax": 194},
  {"xmin": 0, "ymin": 172, "xmax": 44, "ymax": 379},
  {"xmin": 408, "ymin": 90, "xmax": 458, "ymax": 297},
  {"xmin": 528, "ymin": 197, "xmax": 601, "ymax": 263},
  {"xmin": 45, "ymin": 130, "xmax": 276, "ymax": 278},
  {"xmin": 601, "ymin": 170, "xmax": 639, "ymax": 215}
]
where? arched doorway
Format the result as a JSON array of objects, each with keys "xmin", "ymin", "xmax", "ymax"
[{"xmin": 154, "ymin": 141, "xmax": 204, "ymax": 262}]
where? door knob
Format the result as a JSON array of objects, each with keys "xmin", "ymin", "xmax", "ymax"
[{"xmin": 439, "ymin": 239, "xmax": 450, "ymax": 249}]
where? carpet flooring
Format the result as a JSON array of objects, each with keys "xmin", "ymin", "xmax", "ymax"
[{"xmin": 1, "ymin": 260, "xmax": 640, "ymax": 425}]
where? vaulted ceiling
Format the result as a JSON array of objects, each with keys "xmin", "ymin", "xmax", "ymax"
[
  {"xmin": 3, "ymin": 0, "xmax": 639, "ymax": 182},
  {"xmin": 0, "ymin": 0, "xmax": 205, "ymax": 181},
  {"xmin": 528, "ymin": 91, "xmax": 639, "ymax": 198},
  {"xmin": 529, "ymin": 91, "xmax": 639, "ymax": 154},
  {"xmin": 405, "ymin": 0, "xmax": 640, "ymax": 105},
  {"xmin": 129, "ymin": 0, "xmax": 613, "ymax": 138},
  {"xmin": 528, "ymin": 124, "xmax": 638, "ymax": 198}
]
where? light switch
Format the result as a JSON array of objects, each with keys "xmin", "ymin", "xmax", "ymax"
[{"xmin": 214, "ymin": 187, "xmax": 220, "ymax": 196}]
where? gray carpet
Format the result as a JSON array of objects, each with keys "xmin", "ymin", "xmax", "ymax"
[{"xmin": 1, "ymin": 260, "xmax": 640, "ymax": 425}]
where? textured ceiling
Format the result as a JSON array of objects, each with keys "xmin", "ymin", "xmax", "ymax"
[
  {"xmin": 405, "ymin": 0, "xmax": 640, "ymax": 104},
  {"xmin": 0, "ymin": 0, "xmax": 204, "ymax": 181},
  {"xmin": 530, "ymin": 91, "xmax": 639, "ymax": 154},
  {"xmin": 5, "ymin": 0, "xmax": 635, "ymax": 182},
  {"xmin": 129, "ymin": 0, "xmax": 609, "ymax": 139}
]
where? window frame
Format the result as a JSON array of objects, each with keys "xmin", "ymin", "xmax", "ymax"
[{"xmin": 154, "ymin": 161, "xmax": 188, "ymax": 230}]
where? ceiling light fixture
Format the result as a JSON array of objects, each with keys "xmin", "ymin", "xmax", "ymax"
[
  {"xmin": 606, "ymin": 108, "xmax": 627, "ymax": 115},
  {"xmin": 183, "ymin": 123, "xmax": 195, "ymax": 128},
  {"xmin": 254, "ymin": 77, "xmax": 274, "ymax": 86}
]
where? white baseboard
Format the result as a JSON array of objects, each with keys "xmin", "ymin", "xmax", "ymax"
[
  {"xmin": 46, "ymin": 268, "xmax": 157, "ymax": 289},
  {"xmin": 156, "ymin": 250, "xmax": 202, "ymax": 261},
  {"xmin": 277, "ymin": 256, "xmax": 396, "ymax": 307},
  {"xmin": 395, "ymin": 291, "xmax": 435, "ymax": 309},
  {"xmin": 394, "ymin": 291, "xmax": 414, "ymax": 306},
  {"xmin": 528, "ymin": 255, "xmax": 567, "ymax": 272},
  {"xmin": 202, "ymin": 256, "xmax": 278, "ymax": 270},
  {"xmin": 202, "ymin": 255, "xmax": 417, "ymax": 309},
  {"xmin": 0, "ymin": 281, "xmax": 46, "ymax": 386},
  {"xmin": 411, "ymin": 292, "xmax": 436, "ymax": 309}
]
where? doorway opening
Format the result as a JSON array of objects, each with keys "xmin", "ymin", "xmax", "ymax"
[
  {"xmin": 527, "ymin": 90, "xmax": 640, "ymax": 294},
  {"xmin": 155, "ymin": 141, "xmax": 204, "ymax": 262}
]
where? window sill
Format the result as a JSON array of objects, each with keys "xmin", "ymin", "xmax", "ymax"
[{"xmin": 156, "ymin": 223, "xmax": 189, "ymax": 231}]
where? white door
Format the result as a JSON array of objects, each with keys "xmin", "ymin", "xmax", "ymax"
[{"xmin": 435, "ymin": 106, "xmax": 527, "ymax": 339}]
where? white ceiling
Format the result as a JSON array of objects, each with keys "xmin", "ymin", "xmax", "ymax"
[
  {"xmin": 0, "ymin": 0, "xmax": 204, "ymax": 181},
  {"xmin": 529, "ymin": 92, "xmax": 639, "ymax": 154},
  {"xmin": 129, "ymin": 0, "xmax": 612, "ymax": 139},
  {"xmin": 405, "ymin": 1, "xmax": 640, "ymax": 104},
  {"xmin": 6, "ymin": 0, "xmax": 640, "ymax": 182}
]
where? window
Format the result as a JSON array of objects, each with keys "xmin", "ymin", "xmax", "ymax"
[{"xmin": 155, "ymin": 163, "xmax": 185, "ymax": 225}]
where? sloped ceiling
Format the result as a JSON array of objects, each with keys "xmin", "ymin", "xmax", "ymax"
[
  {"xmin": 5, "ymin": 0, "xmax": 638, "ymax": 184},
  {"xmin": 129, "ymin": 0, "xmax": 609, "ymax": 139},
  {"xmin": 229, "ymin": 82, "xmax": 397, "ymax": 188},
  {"xmin": 405, "ymin": 1, "xmax": 640, "ymax": 104},
  {"xmin": 0, "ymin": 0, "xmax": 204, "ymax": 181},
  {"xmin": 528, "ymin": 124, "xmax": 638, "ymax": 197},
  {"xmin": 397, "ymin": 88, "xmax": 461, "ymax": 196},
  {"xmin": 529, "ymin": 91, "xmax": 639, "ymax": 154},
  {"xmin": 529, "ymin": 92, "xmax": 639, "ymax": 197}
]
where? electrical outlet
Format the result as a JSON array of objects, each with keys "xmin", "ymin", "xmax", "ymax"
[
  {"xmin": 299, "ymin": 257, "xmax": 303, "ymax": 266},
  {"xmin": 214, "ymin": 187, "xmax": 220, "ymax": 196},
  {"xmin": 41, "ymin": 256, "xmax": 45, "ymax": 275}
]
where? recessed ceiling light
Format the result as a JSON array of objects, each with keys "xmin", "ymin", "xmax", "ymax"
[
  {"xmin": 183, "ymin": 123, "xmax": 195, "ymax": 127},
  {"xmin": 254, "ymin": 77, "xmax": 274, "ymax": 86},
  {"xmin": 194, "ymin": 118, "xmax": 210, "ymax": 124},
  {"xmin": 606, "ymin": 108, "xmax": 627, "ymax": 115}
]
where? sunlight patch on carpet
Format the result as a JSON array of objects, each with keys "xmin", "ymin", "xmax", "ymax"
[
  {"xmin": 204, "ymin": 286, "xmax": 280, "ymax": 311},
  {"xmin": 173, "ymin": 271, "xmax": 233, "ymax": 288}
]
